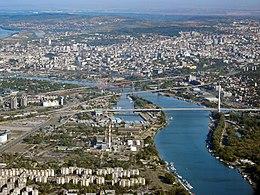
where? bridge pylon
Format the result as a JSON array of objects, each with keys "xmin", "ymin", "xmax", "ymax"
[
  {"xmin": 218, "ymin": 85, "xmax": 221, "ymax": 112},
  {"xmin": 131, "ymin": 82, "xmax": 135, "ymax": 95}
]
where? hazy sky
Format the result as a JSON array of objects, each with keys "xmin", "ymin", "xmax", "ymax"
[{"xmin": 0, "ymin": 0, "xmax": 259, "ymax": 11}]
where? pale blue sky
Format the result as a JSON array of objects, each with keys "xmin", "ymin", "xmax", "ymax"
[{"xmin": 0, "ymin": 0, "xmax": 259, "ymax": 11}]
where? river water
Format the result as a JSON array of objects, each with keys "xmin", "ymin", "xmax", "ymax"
[
  {"xmin": 0, "ymin": 76, "xmax": 254, "ymax": 195},
  {"xmin": 0, "ymin": 76, "xmax": 98, "ymax": 87},
  {"xmin": 0, "ymin": 28, "xmax": 15, "ymax": 39},
  {"xmin": 136, "ymin": 92, "xmax": 254, "ymax": 195},
  {"xmin": 0, "ymin": 28, "xmax": 44, "ymax": 39},
  {"xmin": 114, "ymin": 94, "xmax": 143, "ymax": 122}
]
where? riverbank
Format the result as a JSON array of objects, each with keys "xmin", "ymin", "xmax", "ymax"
[
  {"xmin": 160, "ymin": 90, "xmax": 256, "ymax": 189},
  {"xmin": 129, "ymin": 95, "xmax": 190, "ymax": 194},
  {"xmin": 206, "ymin": 112, "xmax": 258, "ymax": 190},
  {"xmin": 0, "ymin": 71, "xmax": 100, "ymax": 84},
  {"xmin": 0, "ymin": 27, "xmax": 16, "ymax": 39},
  {"xmin": 158, "ymin": 89, "xmax": 245, "ymax": 111},
  {"xmin": 158, "ymin": 91, "xmax": 206, "ymax": 108},
  {"xmin": 137, "ymin": 92, "xmax": 254, "ymax": 195}
]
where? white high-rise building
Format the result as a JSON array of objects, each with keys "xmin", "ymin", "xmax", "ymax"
[
  {"xmin": 0, "ymin": 131, "xmax": 8, "ymax": 143},
  {"xmin": 10, "ymin": 96, "xmax": 18, "ymax": 109},
  {"xmin": 20, "ymin": 95, "xmax": 28, "ymax": 107}
]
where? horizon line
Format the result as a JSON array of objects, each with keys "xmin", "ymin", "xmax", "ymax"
[{"xmin": 0, "ymin": 8, "xmax": 260, "ymax": 17}]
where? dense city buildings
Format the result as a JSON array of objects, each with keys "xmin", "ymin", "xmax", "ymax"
[
  {"xmin": 0, "ymin": 17, "xmax": 259, "ymax": 107},
  {"xmin": 0, "ymin": 12, "xmax": 259, "ymax": 195}
]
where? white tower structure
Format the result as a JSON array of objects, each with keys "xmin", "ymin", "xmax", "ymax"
[
  {"xmin": 131, "ymin": 82, "xmax": 135, "ymax": 95},
  {"xmin": 108, "ymin": 125, "xmax": 112, "ymax": 149},
  {"xmin": 218, "ymin": 85, "xmax": 221, "ymax": 112},
  {"xmin": 60, "ymin": 96, "xmax": 64, "ymax": 106}
]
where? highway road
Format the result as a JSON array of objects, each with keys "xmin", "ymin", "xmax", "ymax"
[
  {"xmin": 0, "ymin": 117, "xmax": 52, "ymax": 154},
  {"xmin": 0, "ymin": 81, "xmax": 259, "ymax": 154},
  {"xmin": 0, "ymin": 112, "xmax": 68, "ymax": 154}
]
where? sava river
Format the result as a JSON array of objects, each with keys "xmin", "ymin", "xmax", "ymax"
[{"xmin": 136, "ymin": 92, "xmax": 254, "ymax": 195}]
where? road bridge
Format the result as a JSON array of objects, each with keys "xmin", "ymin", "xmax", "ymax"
[
  {"xmin": 79, "ymin": 108, "xmax": 260, "ymax": 113},
  {"xmin": 41, "ymin": 76, "xmax": 184, "ymax": 95},
  {"xmin": 101, "ymin": 76, "xmax": 182, "ymax": 87},
  {"xmin": 1, "ymin": 82, "xmax": 259, "ymax": 155},
  {"xmin": 89, "ymin": 83, "xmax": 212, "ymax": 101}
]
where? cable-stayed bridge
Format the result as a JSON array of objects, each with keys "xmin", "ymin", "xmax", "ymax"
[{"xmin": 79, "ymin": 107, "xmax": 260, "ymax": 113}]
